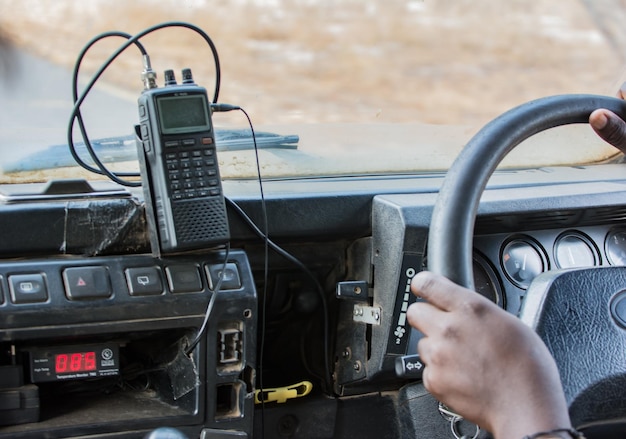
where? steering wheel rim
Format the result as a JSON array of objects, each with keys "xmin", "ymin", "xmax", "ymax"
[
  {"xmin": 426, "ymin": 94, "xmax": 626, "ymax": 432},
  {"xmin": 427, "ymin": 94, "xmax": 626, "ymax": 289}
]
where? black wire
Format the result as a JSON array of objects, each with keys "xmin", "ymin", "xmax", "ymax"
[
  {"xmin": 225, "ymin": 195, "xmax": 333, "ymax": 390},
  {"xmin": 185, "ymin": 243, "xmax": 231, "ymax": 355},
  {"xmin": 229, "ymin": 105, "xmax": 332, "ymax": 428},
  {"xmin": 68, "ymin": 22, "xmax": 222, "ymax": 186},
  {"xmin": 237, "ymin": 107, "xmax": 270, "ymax": 436},
  {"xmin": 70, "ymin": 31, "xmax": 147, "ymax": 179}
]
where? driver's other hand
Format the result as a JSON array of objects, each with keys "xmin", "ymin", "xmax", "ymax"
[
  {"xmin": 406, "ymin": 271, "xmax": 571, "ymax": 439},
  {"xmin": 590, "ymin": 83, "xmax": 626, "ymax": 153}
]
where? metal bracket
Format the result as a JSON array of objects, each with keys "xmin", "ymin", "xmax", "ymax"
[
  {"xmin": 352, "ymin": 304, "xmax": 381, "ymax": 325},
  {"xmin": 336, "ymin": 280, "xmax": 369, "ymax": 301}
]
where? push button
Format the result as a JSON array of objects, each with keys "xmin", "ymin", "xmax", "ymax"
[
  {"xmin": 63, "ymin": 266, "xmax": 111, "ymax": 300},
  {"xmin": 165, "ymin": 265, "xmax": 203, "ymax": 293},
  {"xmin": 395, "ymin": 354, "xmax": 425, "ymax": 379},
  {"xmin": 205, "ymin": 263, "xmax": 241, "ymax": 290},
  {"xmin": 9, "ymin": 274, "xmax": 48, "ymax": 304},
  {"xmin": 125, "ymin": 267, "xmax": 163, "ymax": 296}
]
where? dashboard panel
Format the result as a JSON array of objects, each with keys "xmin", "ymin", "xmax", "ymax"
[{"xmin": 1, "ymin": 165, "xmax": 626, "ymax": 437}]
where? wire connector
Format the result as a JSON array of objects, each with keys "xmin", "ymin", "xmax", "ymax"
[
  {"xmin": 141, "ymin": 54, "xmax": 158, "ymax": 90},
  {"xmin": 210, "ymin": 103, "xmax": 241, "ymax": 112}
]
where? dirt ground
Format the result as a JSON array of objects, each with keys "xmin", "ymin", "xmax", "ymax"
[{"xmin": 1, "ymin": 0, "xmax": 625, "ymax": 128}]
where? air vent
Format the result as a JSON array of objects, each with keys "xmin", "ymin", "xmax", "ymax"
[
  {"xmin": 476, "ymin": 211, "xmax": 581, "ymax": 233},
  {"xmin": 476, "ymin": 206, "xmax": 626, "ymax": 234},
  {"xmin": 582, "ymin": 207, "xmax": 626, "ymax": 224}
]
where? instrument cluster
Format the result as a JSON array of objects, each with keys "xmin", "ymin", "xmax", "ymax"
[{"xmin": 471, "ymin": 225, "xmax": 626, "ymax": 314}]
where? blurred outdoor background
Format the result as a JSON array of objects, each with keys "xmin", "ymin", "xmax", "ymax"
[{"xmin": 1, "ymin": 0, "xmax": 626, "ymax": 127}]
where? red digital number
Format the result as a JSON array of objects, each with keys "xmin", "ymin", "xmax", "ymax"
[
  {"xmin": 84, "ymin": 351, "xmax": 96, "ymax": 371},
  {"xmin": 55, "ymin": 351, "xmax": 97, "ymax": 373},
  {"xmin": 70, "ymin": 353, "xmax": 82, "ymax": 372},
  {"xmin": 55, "ymin": 354, "xmax": 68, "ymax": 373}
]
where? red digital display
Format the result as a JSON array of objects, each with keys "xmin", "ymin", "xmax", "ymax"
[{"xmin": 55, "ymin": 351, "xmax": 97, "ymax": 374}]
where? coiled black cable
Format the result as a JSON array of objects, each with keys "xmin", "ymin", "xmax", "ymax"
[{"xmin": 68, "ymin": 22, "xmax": 221, "ymax": 186}]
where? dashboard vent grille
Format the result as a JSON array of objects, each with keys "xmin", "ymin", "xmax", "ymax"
[
  {"xmin": 584, "ymin": 207, "xmax": 626, "ymax": 224},
  {"xmin": 476, "ymin": 211, "xmax": 580, "ymax": 233},
  {"xmin": 476, "ymin": 207, "xmax": 626, "ymax": 234}
]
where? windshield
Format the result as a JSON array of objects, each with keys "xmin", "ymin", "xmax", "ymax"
[{"xmin": 0, "ymin": 0, "xmax": 624, "ymax": 182}]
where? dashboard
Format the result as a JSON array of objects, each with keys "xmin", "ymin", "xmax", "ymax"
[{"xmin": 1, "ymin": 163, "xmax": 626, "ymax": 438}]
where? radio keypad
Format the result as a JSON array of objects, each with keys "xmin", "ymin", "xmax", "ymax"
[{"xmin": 166, "ymin": 142, "xmax": 220, "ymax": 200}]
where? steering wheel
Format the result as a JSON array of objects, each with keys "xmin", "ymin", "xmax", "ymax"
[{"xmin": 427, "ymin": 94, "xmax": 626, "ymax": 434}]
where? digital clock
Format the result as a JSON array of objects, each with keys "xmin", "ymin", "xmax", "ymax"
[{"xmin": 30, "ymin": 343, "xmax": 119, "ymax": 383}]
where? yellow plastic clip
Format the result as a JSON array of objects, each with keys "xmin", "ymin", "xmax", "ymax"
[{"xmin": 254, "ymin": 381, "xmax": 313, "ymax": 404}]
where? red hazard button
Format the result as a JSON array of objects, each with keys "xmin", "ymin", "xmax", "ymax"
[{"xmin": 63, "ymin": 266, "xmax": 111, "ymax": 300}]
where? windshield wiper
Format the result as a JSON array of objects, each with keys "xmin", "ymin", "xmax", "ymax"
[{"xmin": 3, "ymin": 129, "xmax": 299, "ymax": 173}]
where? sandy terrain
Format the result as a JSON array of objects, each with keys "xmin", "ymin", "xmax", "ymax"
[{"xmin": 2, "ymin": 0, "xmax": 625, "ymax": 129}]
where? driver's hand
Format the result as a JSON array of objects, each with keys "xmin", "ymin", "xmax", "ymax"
[
  {"xmin": 406, "ymin": 271, "xmax": 572, "ymax": 439},
  {"xmin": 590, "ymin": 84, "xmax": 626, "ymax": 153}
]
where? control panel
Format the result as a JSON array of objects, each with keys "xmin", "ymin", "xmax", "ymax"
[
  {"xmin": 0, "ymin": 250, "xmax": 257, "ymax": 439},
  {"xmin": 0, "ymin": 251, "xmax": 252, "ymax": 338}
]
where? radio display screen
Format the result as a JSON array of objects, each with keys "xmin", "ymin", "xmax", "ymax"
[{"xmin": 157, "ymin": 94, "xmax": 211, "ymax": 134}]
